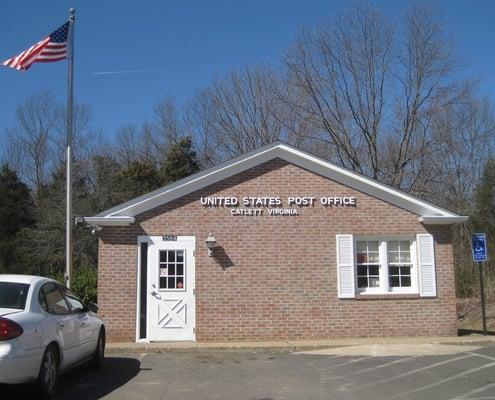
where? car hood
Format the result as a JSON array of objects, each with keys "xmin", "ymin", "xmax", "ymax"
[{"xmin": 0, "ymin": 308, "xmax": 23, "ymax": 317}]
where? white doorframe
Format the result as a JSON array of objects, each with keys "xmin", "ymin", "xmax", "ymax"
[{"xmin": 135, "ymin": 235, "xmax": 196, "ymax": 342}]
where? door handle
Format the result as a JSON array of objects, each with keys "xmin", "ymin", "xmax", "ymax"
[
  {"xmin": 80, "ymin": 320, "xmax": 86, "ymax": 327},
  {"xmin": 151, "ymin": 290, "xmax": 162, "ymax": 299},
  {"xmin": 57, "ymin": 321, "xmax": 65, "ymax": 330}
]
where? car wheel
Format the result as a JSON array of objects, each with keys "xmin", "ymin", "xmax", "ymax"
[
  {"xmin": 35, "ymin": 344, "xmax": 59, "ymax": 399},
  {"xmin": 91, "ymin": 329, "xmax": 105, "ymax": 369}
]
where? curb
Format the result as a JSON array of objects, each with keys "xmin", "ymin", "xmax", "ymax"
[{"xmin": 106, "ymin": 335, "xmax": 495, "ymax": 354}]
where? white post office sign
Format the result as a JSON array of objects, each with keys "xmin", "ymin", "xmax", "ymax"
[{"xmin": 200, "ymin": 196, "xmax": 357, "ymax": 217}]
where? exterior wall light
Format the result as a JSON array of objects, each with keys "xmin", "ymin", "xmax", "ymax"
[{"xmin": 205, "ymin": 233, "xmax": 217, "ymax": 257}]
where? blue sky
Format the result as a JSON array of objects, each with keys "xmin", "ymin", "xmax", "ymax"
[{"xmin": 1, "ymin": 0, "xmax": 494, "ymax": 139}]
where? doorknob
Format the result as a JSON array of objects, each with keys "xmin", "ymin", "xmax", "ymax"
[{"xmin": 151, "ymin": 290, "xmax": 161, "ymax": 299}]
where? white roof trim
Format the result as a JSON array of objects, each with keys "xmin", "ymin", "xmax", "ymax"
[
  {"xmin": 418, "ymin": 216, "xmax": 468, "ymax": 225},
  {"xmin": 89, "ymin": 141, "xmax": 467, "ymax": 225},
  {"xmin": 84, "ymin": 216, "xmax": 135, "ymax": 226}
]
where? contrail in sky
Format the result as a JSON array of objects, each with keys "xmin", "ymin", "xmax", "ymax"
[{"xmin": 91, "ymin": 68, "xmax": 172, "ymax": 75}]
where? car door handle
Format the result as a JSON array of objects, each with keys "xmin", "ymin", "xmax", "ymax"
[
  {"xmin": 80, "ymin": 320, "xmax": 86, "ymax": 327},
  {"xmin": 57, "ymin": 321, "xmax": 65, "ymax": 330}
]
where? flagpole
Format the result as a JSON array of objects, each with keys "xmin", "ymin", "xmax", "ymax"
[{"xmin": 65, "ymin": 8, "xmax": 75, "ymax": 289}]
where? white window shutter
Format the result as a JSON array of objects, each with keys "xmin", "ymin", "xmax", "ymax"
[
  {"xmin": 417, "ymin": 234, "xmax": 437, "ymax": 297},
  {"xmin": 336, "ymin": 234, "xmax": 355, "ymax": 298}
]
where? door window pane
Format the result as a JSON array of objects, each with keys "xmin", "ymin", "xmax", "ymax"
[
  {"xmin": 159, "ymin": 250, "xmax": 186, "ymax": 290},
  {"xmin": 42, "ymin": 283, "xmax": 70, "ymax": 315},
  {"xmin": 65, "ymin": 290, "xmax": 85, "ymax": 313}
]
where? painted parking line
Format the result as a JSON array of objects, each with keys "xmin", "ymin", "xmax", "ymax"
[
  {"xmin": 450, "ymin": 382, "xmax": 495, "ymax": 400},
  {"xmin": 388, "ymin": 361, "xmax": 495, "ymax": 399},
  {"xmin": 318, "ymin": 356, "xmax": 373, "ymax": 370},
  {"xmin": 355, "ymin": 354, "xmax": 473, "ymax": 389},
  {"xmin": 333, "ymin": 356, "xmax": 417, "ymax": 379},
  {"xmin": 467, "ymin": 352, "xmax": 495, "ymax": 362}
]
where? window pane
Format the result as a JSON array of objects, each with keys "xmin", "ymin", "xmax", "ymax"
[
  {"xmin": 357, "ymin": 277, "xmax": 368, "ymax": 288},
  {"xmin": 177, "ymin": 251, "xmax": 184, "ymax": 262},
  {"xmin": 368, "ymin": 252, "xmax": 379, "ymax": 263},
  {"xmin": 168, "ymin": 251, "xmax": 175, "ymax": 262},
  {"xmin": 369, "ymin": 277, "xmax": 380, "ymax": 287},
  {"xmin": 388, "ymin": 241, "xmax": 399, "ymax": 252},
  {"xmin": 357, "ymin": 253, "xmax": 367, "ymax": 263},
  {"xmin": 400, "ymin": 253, "xmax": 411, "ymax": 263},
  {"xmin": 368, "ymin": 241, "xmax": 379, "ymax": 252},
  {"xmin": 177, "ymin": 278, "xmax": 184, "ymax": 289},
  {"xmin": 66, "ymin": 292, "xmax": 84, "ymax": 312},
  {"xmin": 400, "ymin": 266, "xmax": 411, "ymax": 276},
  {"xmin": 43, "ymin": 283, "xmax": 70, "ymax": 315},
  {"xmin": 168, "ymin": 264, "xmax": 175, "ymax": 276},
  {"xmin": 390, "ymin": 266, "xmax": 400, "ymax": 275},
  {"xmin": 168, "ymin": 277, "xmax": 175, "ymax": 289},
  {"xmin": 357, "ymin": 241, "xmax": 367, "ymax": 252},
  {"xmin": 160, "ymin": 251, "xmax": 166, "ymax": 263},
  {"xmin": 401, "ymin": 276, "xmax": 411, "ymax": 287},
  {"xmin": 160, "ymin": 277, "xmax": 167, "ymax": 288},
  {"xmin": 177, "ymin": 264, "xmax": 184, "ymax": 275},
  {"xmin": 357, "ymin": 265, "xmax": 368, "ymax": 275},
  {"xmin": 160, "ymin": 267, "xmax": 167, "ymax": 277},
  {"xmin": 38, "ymin": 289, "xmax": 48, "ymax": 312},
  {"xmin": 388, "ymin": 252, "xmax": 400, "ymax": 263},
  {"xmin": 400, "ymin": 241, "xmax": 410, "ymax": 251},
  {"xmin": 0, "ymin": 282, "xmax": 29, "ymax": 310},
  {"xmin": 389, "ymin": 276, "xmax": 400, "ymax": 287},
  {"xmin": 368, "ymin": 265, "xmax": 379, "ymax": 275}
]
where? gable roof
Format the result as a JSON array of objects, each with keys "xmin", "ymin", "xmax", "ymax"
[{"xmin": 85, "ymin": 141, "xmax": 467, "ymax": 226}]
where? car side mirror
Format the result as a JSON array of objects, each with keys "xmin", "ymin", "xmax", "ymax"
[{"xmin": 87, "ymin": 302, "xmax": 99, "ymax": 313}]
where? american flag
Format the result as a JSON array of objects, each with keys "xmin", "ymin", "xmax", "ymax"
[{"xmin": 2, "ymin": 21, "xmax": 70, "ymax": 71}]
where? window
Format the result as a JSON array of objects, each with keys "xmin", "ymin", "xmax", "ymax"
[
  {"xmin": 42, "ymin": 283, "xmax": 70, "ymax": 315},
  {"xmin": 65, "ymin": 290, "xmax": 85, "ymax": 313},
  {"xmin": 38, "ymin": 288, "xmax": 48, "ymax": 312},
  {"xmin": 0, "ymin": 283, "xmax": 29, "ymax": 310},
  {"xmin": 388, "ymin": 241, "xmax": 412, "ymax": 288},
  {"xmin": 355, "ymin": 237, "xmax": 417, "ymax": 294},
  {"xmin": 356, "ymin": 241, "xmax": 380, "ymax": 289},
  {"xmin": 159, "ymin": 250, "xmax": 185, "ymax": 290}
]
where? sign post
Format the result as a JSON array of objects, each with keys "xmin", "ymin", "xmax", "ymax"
[{"xmin": 472, "ymin": 233, "xmax": 488, "ymax": 335}]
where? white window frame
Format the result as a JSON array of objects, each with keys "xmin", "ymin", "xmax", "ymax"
[{"xmin": 354, "ymin": 236, "xmax": 418, "ymax": 295}]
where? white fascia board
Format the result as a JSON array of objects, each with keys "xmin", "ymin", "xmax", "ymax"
[
  {"xmin": 108, "ymin": 146, "xmax": 278, "ymax": 218},
  {"xmin": 93, "ymin": 141, "xmax": 462, "ymax": 220},
  {"xmin": 275, "ymin": 144, "xmax": 459, "ymax": 218},
  {"xmin": 84, "ymin": 216, "xmax": 136, "ymax": 226},
  {"xmin": 418, "ymin": 216, "xmax": 469, "ymax": 225}
]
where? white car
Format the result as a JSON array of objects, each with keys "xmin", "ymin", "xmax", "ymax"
[{"xmin": 0, "ymin": 274, "xmax": 105, "ymax": 399}]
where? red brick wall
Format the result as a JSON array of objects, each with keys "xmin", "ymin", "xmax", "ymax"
[{"xmin": 97, "ymin": 159, "xmax": 457, "ymax": 342}]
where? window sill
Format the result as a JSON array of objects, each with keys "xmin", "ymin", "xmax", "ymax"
[{"xmin": 355, "ymin": 293, "xmax": 420, "ymax": 300}]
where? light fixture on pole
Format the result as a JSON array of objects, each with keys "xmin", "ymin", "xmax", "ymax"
[{"xmin": 205, "ymin": 233, "xmax": 217, "ymax": 257}]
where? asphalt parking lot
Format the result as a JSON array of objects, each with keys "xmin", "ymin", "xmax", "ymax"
[{"xmin": 6, "ymin": 344, "xmax": 495, "ymax": 400}]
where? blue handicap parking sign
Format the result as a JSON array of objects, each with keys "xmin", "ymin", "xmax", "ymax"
[{"xmin": 472, "ymin": 233, "xmax": 488, "ymax": 262}]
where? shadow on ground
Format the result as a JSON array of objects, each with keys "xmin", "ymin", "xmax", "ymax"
[
  {"xmin": 1, "ymin": 356, "xmax": 141, "ymax": 400},
  {"xmin": 458, "ymin": 328, "xmax": 495, "ymax": 336}
]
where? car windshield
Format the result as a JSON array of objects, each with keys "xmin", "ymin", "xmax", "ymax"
[{"xmin": 0, "ymin": 282, "xmax": 30, "ymax": 310}]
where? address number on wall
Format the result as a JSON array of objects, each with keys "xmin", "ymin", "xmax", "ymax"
[{"xmin": 162, "ymin": 235, "xmax": 177, "ymax": 241}]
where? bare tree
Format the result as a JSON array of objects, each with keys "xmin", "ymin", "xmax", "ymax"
[
  {"xmin": 153, "ymin": 95, "xmax": 183, "ymax": 147},
  {"xmin": 283, "ymin": 3, "xmax": 464, "ymax": 194},
  {"xmin": 2, "ymin": 92, "xmax": 59, "ymax": 194},
  {"xmin": 187, "ymin": 66, "xmax": 285, "ymax": 161}
]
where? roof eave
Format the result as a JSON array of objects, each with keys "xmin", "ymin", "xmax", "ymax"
[
  {"xmin": 418, "ymin": 216, "xmax": 469, "ymax": 225},
  {"xmin": 84, "ymin": 216, "xmax": 136, "ymax": 226}
]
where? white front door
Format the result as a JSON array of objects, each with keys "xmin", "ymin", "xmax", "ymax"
[{"xmin": 147, "ymin": 236, "xmax": 196, "ymax": 341}]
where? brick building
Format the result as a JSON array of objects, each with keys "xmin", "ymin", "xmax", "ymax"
[{"xmin": 86, "ymin": 142, "xmax": 467, "ymax": 342}]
